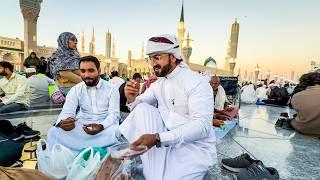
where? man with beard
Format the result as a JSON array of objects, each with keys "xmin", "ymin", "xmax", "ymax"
[
  {"xmin": 47, "ymin": 56, "xmax": 120, "ymax": 153},
  {"xmin": 0, "ymin": 61, "xmax": 29, "ymax": 113},
  {"xmin": 120, "ymin": 34, "xmax": 217, "ymax": 180},
  {"xmin": 210, "ymin": 76, "xmax": 239, "ymax": 121}
]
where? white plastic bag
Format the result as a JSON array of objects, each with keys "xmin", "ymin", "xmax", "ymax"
[
  {"xmin": 66, "ymin": 147, "xmax": 103, "ymax": 180},
  {"xmin": 36, "ymin": 139, "xmax": 75, "ymax": 179}
]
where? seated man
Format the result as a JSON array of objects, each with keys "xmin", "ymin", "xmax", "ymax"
[
  {"xmin": 256, "ymin": 83, "xmax": 268, "ymax": 101},
  {"xmin": 109, "ymin": 71, "xmax": 125, "ymax": 89},
  {"xmin": 120, "ymin": 34, "xmax": 217, "ymax": 180},
  {"xmin": 47, "ymin": 56, "xmax": 120, "ymax": 152},
  {"xmin": 119, "ymin": 73, "xmax": 142, "ymax": 113},
  {"xmin": 26, "ymin": 68, "xmax": 56, "ymax": 106},
  {"xmin": 0, "ymin": 61, "xmax": 29, "ymax": 113},
  {"xmin": 263, "ymin": 86, "xmax": 290, "ymax": 106},
  {"xmin": 119, "ymin": 73, "xmax": 142, "ymax": 124},
  {"xmin": 209, "ymin": 76, "xmax": 239, "ymax": 121},
  {"xmin": 291, "ymin": 72, "xmax": 320, "ymax": 137},
  {"xmin": 241, "ymin": 82, "xmax": 257, "ymax": 104}
]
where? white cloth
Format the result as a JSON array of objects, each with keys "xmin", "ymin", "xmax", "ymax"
[
  {"xmin": 120, "ymin": 66, "xmax": 217, "ymax": 180},
  {"xmin": 47, "ymin": 79, "xmax": 120, "ymax": 152},
  {"xmin": 241, "ymin": 84, "xmax": 257, "ymax": 104},
  {"xmin": 214, "ymin": 85, "xmax": 228, "ymax": 111},
  {"xmin": 109, "ymin": 76, "xmax": 125, "ymax": 89},
  {"xmin": 256, "ymin": 87, "xmax": 268, "ymax": 100},
  {"xmin": 287, "ymin": 86, "xmax": 295, "ymax": 95},
  {"xmin": 28, "ymin": 74, "xmax": 55, "ymax": 106},
  {"xmin": 25, "ymin": 68, "xmax": 36, "ymax": 73},
  {"xmin": 146, "ymin": 34, "xmax": 182, "ymax": 59},
  {"xmin": 0, "ymin": 72, "xmax": 30, "ymax": 106}
]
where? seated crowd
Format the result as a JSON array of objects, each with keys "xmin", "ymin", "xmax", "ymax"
[
  {"xmin": 1, "ymin": 32, "xmax": 319, "ymax": 180},
  {"xmin": 239, "ymin": 72, "xmax": 320, "ymax": 136}
]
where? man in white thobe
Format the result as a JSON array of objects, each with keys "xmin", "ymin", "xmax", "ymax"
[
  {"xmin": 120, "ymin": 34, "xmax": 217, "ymax": 180},
  {"xmin": 47, "ymin": 56, "xmax": 120, "ymax": 152},
  {"xmin": 109, "ymin": 70, "xmax": 125, "ymax": 89},
  {"xmin": 210, "ymin": 76, "xmax": 239, "ymax": 120}
]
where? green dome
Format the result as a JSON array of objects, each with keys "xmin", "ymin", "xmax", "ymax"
[{"xmin": 204, "ymin": 56, "xmax": 216, "ymax": 67}]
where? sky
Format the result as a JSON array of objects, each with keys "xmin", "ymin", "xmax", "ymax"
[{"xmin": 1, "ymin": 0, "xmax": 320, "ymax": 80}]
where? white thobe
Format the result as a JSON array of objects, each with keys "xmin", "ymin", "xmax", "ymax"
[
  {"xmin": 256, "ymin": 87, "xmax": 268, "ymax": 100},
  {"xmin": 241, "ymin": 84, "xmax": 257, "ymax": 104},
  {"xmin": 109, "ymin": 76, "xmax": 125, "ymax": 89},
  {"xmin": 47, "ymin": 79, "xmax": 120, "ymax": 152},
  {"xmin": 214, "ymin": 85, "xmax": 228, "ymax": 111},
  {"xmin": 120, "ymin": 66, "xmax": 217, "ymax": 180}
]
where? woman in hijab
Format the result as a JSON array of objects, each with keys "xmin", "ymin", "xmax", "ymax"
[
  {"xmin": 48, "ymin": 32, "xmax": 82, "ymax": 96},
  {"xmin": 23, "ymin": 52, "xmax": 42, "ymax": 68}
]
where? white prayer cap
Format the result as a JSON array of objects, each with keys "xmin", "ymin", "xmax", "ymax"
[
  {"xmin": 146, "ymin": 34, "xmax": 182, "ymax": 60},
  {"xmin": 25, "ymin": 68, "xmax": 36, "ymax": 73}
]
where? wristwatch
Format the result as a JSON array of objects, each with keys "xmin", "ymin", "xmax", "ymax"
[{"xmin": 155, "ymin": 133, "xmax": 161, "ymax": 148}]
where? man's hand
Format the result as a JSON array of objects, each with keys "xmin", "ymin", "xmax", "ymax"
[
  {"xmin": 130, "ymin": 134, "xmax": 157, "ymax": 150},
  {"xmin": 213, "ymin": 119, "xmax": 225, "ymax": 127},
  {"xmin": 83, "ymin": 123, "xmax": 104, "ymax": 135},
  {"xmin": 124, "ymin": 80, "xmax": 140, "ymax": 103},
  {"xmin": 59, "ymin": 117, "xmax": 76, "ymax": 131},
  {"xmin": 225, "ymin": 106, "xmax": 234, "ymax": 112}
]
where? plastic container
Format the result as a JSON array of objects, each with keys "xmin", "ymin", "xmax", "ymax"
[{"xmin": 109, "ymin": 143, "xmax": 148, "ymax": 160}]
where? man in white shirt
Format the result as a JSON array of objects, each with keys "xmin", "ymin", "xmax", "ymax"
[
  {"xmin": 256, "ymin": 83, "xmax": 268, "ymax": 101},
  {"xmin": 210, "ymin": 76, "xmax": 239, "ymax": 120},
  {"xmin": 47, "ymin": 56, "xmax": 120, "ymax": 152},
  {"xmin": 120, "ymin": 34, "xmax": 217, "ymax": 180},
  {"xmin": 109, "ymin": 70, "xmax": 125, "ymax": 89},
  {"xmin": 26, "ymin": 68, "xmax": 56, "ymax": 106},
  {"xmin": 0, "ymin": 61, "xmax": 29, "ymax": 113}
]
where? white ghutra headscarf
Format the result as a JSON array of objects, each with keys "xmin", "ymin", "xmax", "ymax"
[{"xmin": 146, "ymin": 34, "xmax": 188, "ymax": 68}]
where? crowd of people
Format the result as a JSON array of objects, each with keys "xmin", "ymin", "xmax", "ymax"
[
  {"xmin": 0, "ymin": 32, "xmax": 319, "ymax": 179},
  {"xmin": 239, "ymin": 72, "xmax": 320, "ymax": 136}
]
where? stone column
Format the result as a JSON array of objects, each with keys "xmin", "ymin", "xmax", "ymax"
[
  {"xmin": 20, "ymin": 0, "xmax": 42, "ymax": 59},
  {"xmin": 254, "ymin": 64, "xmax": 260, "ymax": 84}
]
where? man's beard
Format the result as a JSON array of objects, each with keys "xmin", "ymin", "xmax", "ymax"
[
  {"xmin": 83, "ymin": 76, "xmax": 100, "ymax": 87},
  {"xmin": 0, "ymin": 72, "xmax": 6, "ymax": 76},
  {"xmin": 153, "ymin": 61, "xmax": 172, "ymax": 77}
]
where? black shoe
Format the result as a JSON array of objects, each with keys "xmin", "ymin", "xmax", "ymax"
[
  {"xmin": 16, "ymin": 123, "xmax": 40, "ymax": 139},
  {"xmin": 233, "ymin": 162, "xmax": 279, "ymax": 180},
  {"xmin": 282, "ymin": 119, "xmax": 294, "ymax": 130},
  {"xmin": 275, "ymin": 112, "xmax": 289, "ymax": 127},
  {"xmin": 0, "ymin": 132, "xmax": 24, "ymax": 141},
  {"xmin": 8, "ymin": 131, "xmax": 25, "ymax": 141},
  {"xmin": 280, "ymin": 112, "xmax": 289, "ymax": 118},
  {"xmin": 275, "ymin": 118, "xmax": 285, "ymax": 127},
  {"xmin": 221, "ymin": 153, "xmax": 261, "ymax": 172}
]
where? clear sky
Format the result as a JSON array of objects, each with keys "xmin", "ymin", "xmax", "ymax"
[{"xmin": 1, "ymin": 0, "xmax": 320, "ymax": 79}]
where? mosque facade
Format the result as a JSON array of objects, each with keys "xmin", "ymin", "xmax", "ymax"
[{"xmin": 1, "ymin": 0, "xmax": 234, "ymax": 77}]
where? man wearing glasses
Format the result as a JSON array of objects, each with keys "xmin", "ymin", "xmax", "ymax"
[{"xmin": 120, "ymin": 34, "xmax": 217, "ymax": 180}]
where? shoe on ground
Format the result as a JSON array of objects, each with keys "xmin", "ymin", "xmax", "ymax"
[
  {"xmin": 282, "ymin": 119, "xmax": 294, "ymax": 130},
  {"xmin": 221, "ymin": 153, "xmax": 261, "ymax": 172},
  {"xmin": 275, "ymin": 118, "xmax": 284, "ymax": 127},
  {"xmin": 0, "ymin": 132, "xmax": 24, "ymax": 141},
  {"xmin": 232, "ymin": 162, "xmax": 279, "ymax": 180},
  {"xmin": 16, "ymin": 122, "xmax": 40, "ymax": 139},
  {"xmin": 8, "ymin": 131, "xmax": 24, "ymax": 141},
  {"xmin": 280, "ymin": 112, "xmax": 289, "ymax": 118}
]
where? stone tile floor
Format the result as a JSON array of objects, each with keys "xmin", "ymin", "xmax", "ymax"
[
  {"xmin": 207, "ymin": 104, "xmax": 320, "ymax": 180},
  {"xmin": 10, "ymin": 104, "xmax": 320, "ymax": 179}
]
